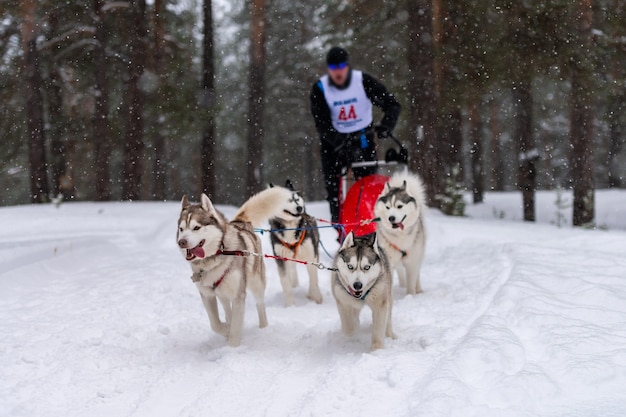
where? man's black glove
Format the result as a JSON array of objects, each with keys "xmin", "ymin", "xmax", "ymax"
[{"xmin": 375, "ymin": 125, "xmax": 391, "ymax": 139}]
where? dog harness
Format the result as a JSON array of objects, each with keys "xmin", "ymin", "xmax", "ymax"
[
  {"xmin": 379, "ymin": 233, "xmax": 407, "ymax": 258},
  {"xmin": 190, "ymin": 243, "xmax": 232, "ymax": 287},
  {"xmin": 274, "ymin": 230, "xmax": 307, "ymax": 258},
  {"xmin": 191, "ymin": 267, "xmax": 229, "ymax": 290}
]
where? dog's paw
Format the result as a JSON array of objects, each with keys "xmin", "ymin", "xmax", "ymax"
[
  {"xmin": 283, "ymin": 296, "xmax": 296, "ymax": 307},
  {"xmin": 369, "ymin": 341, "xmax": 384, "ymax": 352},
  {"xmin": 387, "ymin": 330, "xmax": 398, "ymax": 340},
  {"xmin": 227, "ymin": 337, "xmax": 241, "ymax": 347},
  {"xmin": 213, "ymin": 323, "xmax": 229, "ymax": 338},
  {"xmin": 307, "ymin": 291, "xmax": 323, "ymax": 304},
  {"xmin": 341, "ymin": 326, "xmax": 356, "ymax": 337}
]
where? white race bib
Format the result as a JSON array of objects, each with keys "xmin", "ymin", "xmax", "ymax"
[{"xmin": 320, "ymin": 70, "xmax": 373, "ymax": 133}]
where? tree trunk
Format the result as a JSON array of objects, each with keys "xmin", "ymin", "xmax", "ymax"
[
  {"xmin": 20, "ymin": 0, "xmax": 49, "ymax": 203},
  {"xmin": 407, "ymin": 0, "xmax": 441, "ymax": 205},
  {"xmin": 121, "ymin": 0, "xmax": 147, "ymax": 201},
  {"xmin": 513, "ymin": 69, "xmax": 536, "ymax": 222},
  {"xmin": 93, "ymin": 0, "xmax": 112, "ymax": 201},
  {"xmin": 152, "ymin": 0, "xmax": 166, "ymax": 200},
  {"xmin": 489, "ymin": 99, "xmax": 504, "ymax": 191},
  {"xmin": 469, "ymin": 100, "xmax": 484, "ymax": 203},
  {"xmin": 245, "ymin": 0, "xmax": 267, "ymax": 197},
  {"xmin": 607, "ymin": 95, "xmax": 623, "ymax": 188},
  {"xmin": 201, "ymin": 0, "xmax": 217, "ymax": 197},
  {"xmin": 48, "ymin": 69, "xmax": 71, "ymax": 200},
  {"xmin": 570, "ymin": 0, "xmax": 595, "ymax": 226}
]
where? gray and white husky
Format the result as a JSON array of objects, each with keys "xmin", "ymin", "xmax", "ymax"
[
  {"xmin": 374, "ymin": 171, "xmax": 427, "ymax": 295},
  {"xmin": 268, "ymin": 180, "xmax": 322, "ymax": 306},
  {"xmin": 177, "ymin": 189, "xmax": 296, "ymax": 347},
  {"xmin": 331, "ymin": 232, "xmax": 396, "ymax": 351}
]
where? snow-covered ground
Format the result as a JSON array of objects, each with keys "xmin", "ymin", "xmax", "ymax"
[{"xmin": 1, "ymin": 190, "xmax": 626, "ymax": 417}]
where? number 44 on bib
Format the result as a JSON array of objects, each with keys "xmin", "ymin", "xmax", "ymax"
[{"xmin": 338, "ymin": 105, "xmax": 357, "ymax": 121}]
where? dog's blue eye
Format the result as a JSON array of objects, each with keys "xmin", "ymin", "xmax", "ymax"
[
  {"xmin": 363, "ymin": 265, "xmax": 370, "ymax": 271},
  {"xmin": 347, "ymin": 264, "xmax": 354, "ymax": 270}
]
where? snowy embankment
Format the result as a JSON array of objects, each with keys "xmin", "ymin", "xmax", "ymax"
[{"xmin": 1, "ymin": 191, "xmax": 626, "ymax": 417}]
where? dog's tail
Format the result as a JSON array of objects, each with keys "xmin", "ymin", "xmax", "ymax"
[{"xmin": 233, "ymin": 186, "xmax": 293, "ymax": 227}]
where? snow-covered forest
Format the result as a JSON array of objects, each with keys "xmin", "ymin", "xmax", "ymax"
[{"xmin": 1, "ymin": 1, "xmax": 625, "ymax": 226}]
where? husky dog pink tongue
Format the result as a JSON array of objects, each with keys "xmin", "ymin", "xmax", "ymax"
[{"xmin": 189, "ymin": 245, "xmax": 205, "ymax": 258}]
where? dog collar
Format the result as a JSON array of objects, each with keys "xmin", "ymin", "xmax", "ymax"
[{"xmin": 190, "ymin": 267, "xmax": 229, "ymax": 290}]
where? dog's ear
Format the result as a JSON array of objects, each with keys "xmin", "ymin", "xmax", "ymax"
[
  {"xmin": 372, "ymin": 234, "xmax": 381, "ymax": 257},
  {"xmin": 200, "ymin": 193, "xmax": 215, "ymax": 213},
  {"xmin": 285, "ymin": 179, "xmax": 295, "ymax": 191},
  {"xmin": 340, "ymin": 231, "xmax": 355, "ymax": 251},
  {"xmin": 181, "ymin": 195, "xmax": 190, "ymax": 209},
  {"xmin": 401, "ymin": 180, "xmax": 407, "ymax": 191},
  {"xmin": 384, "ymin": 181, "xmax": 391, "ymax": 193}
]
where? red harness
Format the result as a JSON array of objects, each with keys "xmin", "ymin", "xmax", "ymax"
[{"xmin": 211, "ymin": 270, "xmax": 228, "ymax": 289}]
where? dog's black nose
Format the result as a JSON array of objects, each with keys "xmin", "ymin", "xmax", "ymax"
[
  {"xmin": 296, "ymin": 206, "xmax": 303, "ymax": 213},
  {"xmin": 389, "ymin": 215, "xmax": 396, "ymax": 223},
  {"xmin": 353, "ymin": 281, "xmax": 363, "ymax": 290},
  {"xmin": 178, "ymin": 239, "xmax": 187, "ymax": 248}
]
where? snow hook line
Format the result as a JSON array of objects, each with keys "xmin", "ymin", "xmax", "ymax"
[{"xmin": 215, "ymin": 248, "xmax": 338, "ymax": 272}]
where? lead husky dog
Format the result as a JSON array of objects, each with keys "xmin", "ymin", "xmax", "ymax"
[
  {"xmin": 268, "ymin": 180, "xmax": 322, "ymax": 306},
  {"xmin": 331, "ymin": 232, "xmax": 396, "ymax": 351},
  {"xmin": 374, "ymin": 171, "xmax": 427, "ymax": 295},
  {"xmin": 177, "ymin": 188, "xmax": 296, "ymax": 346}
]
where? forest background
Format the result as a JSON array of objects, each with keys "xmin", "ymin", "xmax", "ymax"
[{"xmin": 1, "ymin": 0, "xmax": 625, "ymax": 226}]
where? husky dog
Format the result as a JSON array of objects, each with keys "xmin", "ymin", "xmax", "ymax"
[
  {"xmin": 374, "ymin": 171, "xmax": 427, "ymax": 295},
  {"xmin": 177, "ymin": 189, "xmax": 294, "ymax": 347},
  {"xmin": 268, "ymin": 180, "xmax": 322, "ymax": 306},
  {"xmin": 331, "ymin": 232, "xmax": 396, "ymax": 351}
]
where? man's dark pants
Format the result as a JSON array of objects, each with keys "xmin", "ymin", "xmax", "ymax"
[{"xmin": 320, "ymin": 130, "xmax": 376, "ymax": 224}]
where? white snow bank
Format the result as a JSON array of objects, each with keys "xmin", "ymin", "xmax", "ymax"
[{"xmin": 1, "ymin": 193, "xmax": 625, "ymax": 417}]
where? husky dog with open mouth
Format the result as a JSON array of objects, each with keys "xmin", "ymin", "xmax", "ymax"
[
  {"xmin": 374, "ymin": 171, "xmax": 427, "ymax": 295},
  {"xmin": 268, "ymin": 180, "xmax": 323, "ymax": 306},
  {"xmin": 178, "ymin": 187, "xmax": 303, "ymax": 346},
  {"xmin": 331, "ymin": 232, "xmax": 396, "ymax": 351}
]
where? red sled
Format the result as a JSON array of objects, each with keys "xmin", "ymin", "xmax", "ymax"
[
  {"xmin": 337, "ymin": 134, "xmax": 409, "ymax": 240},
  {"xmin": 339, "ymin": 173, "xmax": 389, "ymax": 237}
]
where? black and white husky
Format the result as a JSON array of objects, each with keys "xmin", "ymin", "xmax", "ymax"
[
  {"xmin": 268, "ymin": 181, "xmax": 322, "ymax": 306},
  {"xmin": 374, "ymin": 171, "xmax": 427, "ymax": 295},
  {"xmin": 176, "ymin": 188, "xmax": 299, "ymax": 346},
  {"xmin": 331, "ymin": 232, "xmax": 396, "ymax": 351}
]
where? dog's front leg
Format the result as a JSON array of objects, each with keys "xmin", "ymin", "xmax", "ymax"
[
  {"xmin": 337, "ymin": 302, "xmax": 359, "ymax": 336},
  {"xmin": 305, "ymin": 263, "xmax": 323, "ymax": 304},
  {"xmin": 199, "ymin": 292, "xmax": 228, "ymax": 337},
  {"xmin": 395, "ymin": 264, "xmax": 407, "ymax": 288},
  {"xmin": 276, "ymin": 259, "xmax": 296, "ymax": 306},
  {"xmin": 227, "ymin": 293, "xmax": 246, "ymax": 347},
  {"xmin": 404, "ymin": 261, "xmax": 423, "ymax": 295},
  {"xmin": 385, "ymin": 298, "xmax": 397, "ymax": 340},
  {"xmin": 370, "ymin": 299, "xmax": 390, "ymax": 351},
  {"xmin": 218, "ymin": 294, "xmax": 232, "ymax": 324}
]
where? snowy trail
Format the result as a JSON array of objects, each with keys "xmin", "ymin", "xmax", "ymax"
[{"xmin": 1, "ymin": 201, "xmax": 626, "ymax": 417}]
